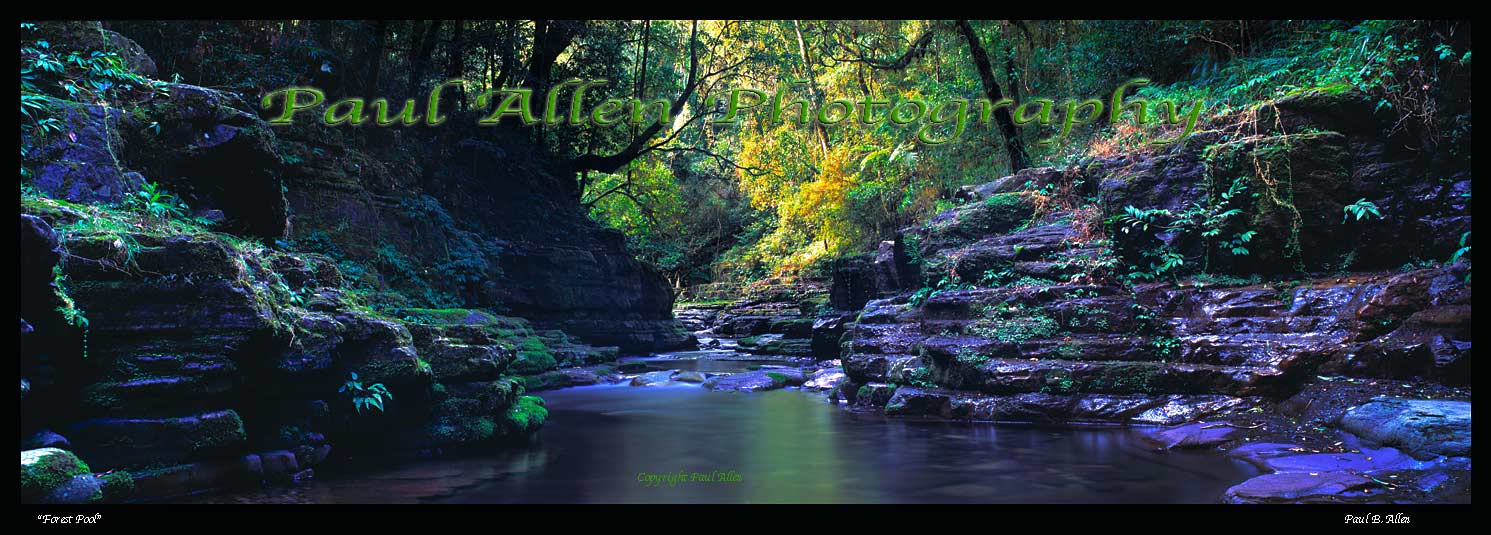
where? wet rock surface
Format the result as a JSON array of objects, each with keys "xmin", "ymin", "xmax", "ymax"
[
  {"xmin": 805, "ymin": 89, "xmax": 1473, "ymax": 503},
  {"xmin": 1338, "ymin": 398, "xmax": 1471, "ymax": 459}
]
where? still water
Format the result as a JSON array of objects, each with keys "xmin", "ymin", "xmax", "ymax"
[{"xmin": 184, "ymin": 381, "xmax": 1259, "ymax": 504}]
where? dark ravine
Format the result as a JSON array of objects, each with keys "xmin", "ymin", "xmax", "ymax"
[{"xmin": 20, "ymin": 21, "xmax": 693, "ymax": 504}]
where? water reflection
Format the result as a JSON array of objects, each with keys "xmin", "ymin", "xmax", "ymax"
[{"xmin": 188, "ymin": 384, "xmax": 1258, "ymax": 504}]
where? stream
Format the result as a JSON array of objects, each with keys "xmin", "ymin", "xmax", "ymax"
[{"xmin": 180, "ymin": 355, "xmax": 1260, "ymax": 504}]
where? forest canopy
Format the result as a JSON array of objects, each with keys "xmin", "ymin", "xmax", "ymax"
[{"xmin": 80, "ymin": 19, "xmax": 1472, "ymax": 290}]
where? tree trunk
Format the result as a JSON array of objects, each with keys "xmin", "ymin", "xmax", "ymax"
[
  {"xmin": 443, "ymin": 20, "xmax": 466, "ymax": 111},
  {"xmin": 366, "ymin": 20, "xmax": 387, "ymax": 96},
  {"xmin": 408, "ymin": 20, "xmax": 444, "ymax": 99},
  {"xmin": 792, "ymin": 20, "xmax": 830, "ymax": 155},
  {"xmin": 525, "ymin": 20, "xmax": 582, "ymax": 148},
  {"xmin": 957, "ymin": 20, "xmax": 1030, "ymax": 173}
]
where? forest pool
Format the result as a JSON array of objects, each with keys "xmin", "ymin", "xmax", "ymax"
[{"xmin": 179, "ymin": 378, "xmax": 1260, "ymax": 504}]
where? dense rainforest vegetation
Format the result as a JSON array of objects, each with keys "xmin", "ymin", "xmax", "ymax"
[
  {"xmin": 27, "ymin": 20, "xmax": 1470, "ymax": 292},
  {"xmin": 19, "ymin": 19, "xmax": 1471, "ymax": 506}
]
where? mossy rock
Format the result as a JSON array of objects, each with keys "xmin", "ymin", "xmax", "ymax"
[
  {"xmin": 396, "ymin": 307, "xmax": 500, "ymax": 325},
  {"xmin": 926, "ymin": 192, "xmax": 1037, "ymax": 248},
  {"xmin": 503, "ymin": 396, "xmax": 548, "ymax": 434},
  {"xmin": 21, "ymin": 448, "xmax": 92, "ymax": 503},
  {"xmin": 427, "ymin": 415, "xmax": 499, "ymax": 446},
  {"xmin": 855, "ymin": 383, "xmax": 899, "ymax": 407},
  {"xmin": 98, "ymin": 470, "xmax": 135, "ymax": 503},
  {"xmin": 509, "ymin": 348, "xmax": 558, "ymax": 375}
]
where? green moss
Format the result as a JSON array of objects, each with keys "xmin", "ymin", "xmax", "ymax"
[
  {"xmin": 98, "ymin": 470, "xmax": 134, "ymax": 502},
  {"xmin": 189, "ymin": 410, "xmax": 247, "ymax": 454},
  {"xmin": 430, "ymin": 416, "xmax": 497, "ymax": 445},
  {"xmin": 509, "ymin": 344, "xmax": 558, "ymax": 375},
  {"xmin": 21, "ymin": 449, "xmax": 92, "ymax": 502},
  {"xmin": 764, "ymin": 372, "xmax": 789, "ymax": 384},
  {"xmin": 518, "ymin": 371, "xmax": 566, "ymax": 391},
  {"xmin": 854, "ymin": 384, "xmax": 898, "ymax": 406},
  {"xmin": 396, "ymin": 307, "xmax": 499, "ymax": 325},
  {"xmin": 676, "ymin": 298, "xmax": 734, "ymax": 306},
  {"xmin": 942, "ymin": 193, "xmax": 1037, "ymax": 240},
  {"xmin": 969, "ymin": 304, "xmax": 1062, "ymax": 343},
  {"xmin": 907, "ymin": 367, "xmax": 937, "ymax": 388},
  {"xmin": 519, "ymin": 337, "xmax": 547, "ymax": 352},
  {"xmin": 355, "ymin": 354, "xmax": 431, "ymax": 384},
  {"xmin": 1041, "ymin": 372, "xmax": 1078, "ymax": 394},
  {"xmin": 504, "ymin": 395, "xmax": 548, "ymax": 434},
  {"xmin": 1054, "ymin": 343, "xmax": 1084, "ymax": 359}
]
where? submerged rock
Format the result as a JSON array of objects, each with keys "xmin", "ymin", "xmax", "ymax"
[
  {"xmin": 1136, "ymin": 421, "xmax": 1242, "ymax": 450},
  {"xmin": 673, "ymin": 371, "xmax": 708, "ymax": 383},
  {"xmin": 702, "ymin": 369, "xmax": 804, "ymax": 392},
  {"xmin": 630, "ymin": 371, "xmax": 677, "ymax": 387}
]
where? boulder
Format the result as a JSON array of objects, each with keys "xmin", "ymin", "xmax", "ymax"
[
  {"xmin": 673, "ymin": 371, "xmax": 708, "ymax": 383},
  {"xmin": 24, "ymin": 99, "xmax": 141, "ymax": 204},
  {"xmin": 22, "ymin": 429, "xmax": 71, "ymax": 450},
  {"xmin": 1224, "ymin": 471, "xmax": 1378, "ymax": 504},
  {"xmin": 1338, "ymin": 398, "xmax": 1471, "ymax": 459},
  {"xmin": 702, "ymin": 369, "xmax": 801, "ymax": 392},
  {"xmin": 629, "ymin": 371, "xmax": 676, "ymax": 387},
  {"xmin": 884, "ymin": 387, "xmax": 954, "ymax": 417},
  {"xmin": 21, "ymin": 448, "xmax": 94, "ymax": 503},
  {"xmin": 41, "ymin": 474, "xmax": 103, "ymax": 504},
  {"xmin": 1136, "ymin": 421, "xmax": 1241, "ymax": 450},
  {"xmin": 802, "ymin": 368, "xmax": 846, "ymax": 390}
]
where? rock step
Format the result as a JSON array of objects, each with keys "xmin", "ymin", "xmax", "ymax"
[
  {"xmin": 1175, "ymin": 332, "xmax": 1345, "ymax": 368},
  {"xmin": 1167, "ymin": 315, "xmax": 1346, "ymax": 335},
  {"xmin": 735, "ymin": 333, "xmax": 815, "ymax": 357},
  {"xmin": 65, "ymin": 409, "xmax": 248, "ymax": 471},
  {"xmin": 950, "ymin": 357, "xmax": 1290, "ymax": 397},
  {"xmin": 843, "ymin": 353, "xmax": 920, "ymax": 383},
  {"xmin": 866, "ymin": 385, "xmax": 1254, "ymax": 425},
  {"xmin": 913, "ymin": 330, "xmax": 1336, "ymax": 370},
  {"xmin": 919, "ymin": 334, "xmax": 1164, "ymax": 362}
]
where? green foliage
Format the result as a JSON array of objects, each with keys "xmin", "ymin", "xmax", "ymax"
[
  {"xmin": 339, "ymin": 371, "xmax": 393, "ymax": 414},
  {"xmin": 954, "ymin": 347, "xmax": 991, "ymax": 367},
  {"xmin": 906, "ymin": 366, "xmax": 937, "ymax": 389},
  {"xmin": 51, "ymin": 265, "xmax": 89, "ymax": 330},
  {"xmin": 1341, "ymin": 198, "xmax": 1383, "ymax": 223},
  {"xmin": 123, "ymin": 181, "xmax": 190, "ymax": 221},
  {"xmin": 1149, "ymin": 336, "xmax": 1182, "ymax": 361},
  {"xmin": 20, "ymin": 22, "xmax": 166, "ymax": 177},
  {"xmin": 1449, "ymin": 231, "xmax": 1472, "ymax": 283},
  {"xmin": 1449, "ymin": 232, "xmax": 1471, "ymax": 264},
  {"xmin": 908, "ymin": 275, "xmax": 971, "ymax": 307},
  {"xmin": 1115, "ymin": 176, "xmax": 1258, "ymax": 281}
]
